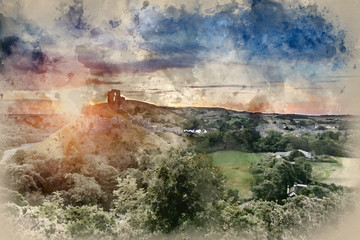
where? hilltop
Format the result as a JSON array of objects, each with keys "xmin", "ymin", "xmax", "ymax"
[
  {"xmin": 1, "ymin": 96, "xmax": 358, "ymax": 215},
  {"xmin": 22, "ymin": 100, "xmax": 190, "ymax": 160},
  {"xmin": 3, "ymin": 98, "xmax": 356, "ymax": 161}
]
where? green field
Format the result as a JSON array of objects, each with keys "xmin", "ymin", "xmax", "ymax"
[
  {"xmin": 310, "ymin": 159, "xmax": 343, "ymax": 182},
  {"xmin": 211, "ymin": 151, "xmax": 347, "ymax": 198},
  {"xmin": 210, "ymin": 150, "xmax": 264, "ymax": 198}
]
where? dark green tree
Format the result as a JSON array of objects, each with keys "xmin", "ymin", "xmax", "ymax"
[
  {"xmin": 114, "ymin": 149, "xmax": 225, "ymax": 233},
  {"xmin": 251, "ymin": 157, "xmax": 312, "ymax": 201}
]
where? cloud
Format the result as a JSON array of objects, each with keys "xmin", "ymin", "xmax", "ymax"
[
  {"xmin": 134, "ymin": 0, "xmax": 349, "ymax": 65},
  {"xmin": 75, "ymin": 44, "xmax": 199, "ymax": 76},
  {"xmin": 0, "ymin": 13, "xmax": 58, "ymax": 90},
  {"xmin": 0, "ymin": 0, "xmax": 356, "ymax": 115},
  {"xmin": 2, "ymin": 0, "xmax": 350, "ymax": 87},
  {"xmin": 60, "ymin": 0, "xmax": 351, "ymax": 84},
  {"xmin": 246, "ymin": 94, "xmax": 271, "ymax": 112},
  {"xmin": 56, "ymin": 0, "xmax": 90, "ymax": 37},
  {"xmin": 0, "ymin": 35, "xmax": 47, "ymax": 74},
  {"xmin": 0, "ymin": 10, "xmax": 92, "ymax": 91}
]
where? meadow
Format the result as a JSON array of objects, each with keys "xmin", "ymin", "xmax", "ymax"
[{"xmin": 210, "ymin": 150, "xmax": 264, "ymax": 198}]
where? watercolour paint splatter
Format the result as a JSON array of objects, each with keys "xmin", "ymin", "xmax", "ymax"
[
  {"xmin": 1, "ymin": 1, "xmax": 360, "ymax": 240},
  {"xmin": 0, "ymin": 0, "xmax": 358, "ymax": 114}
]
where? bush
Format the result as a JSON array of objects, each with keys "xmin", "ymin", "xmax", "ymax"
[
  {"xmin": 113, "ymin": 148, "xmax": 226, "ymax": 233},
  {"xmin": 251, "ymin": 157, "xmax": 312, "ymax": 201},
  {"xmin": 288, "ymin": 150, "xmax": 306, "ymax": 161},
  {"xmin": 62, "ymin": 173, "xmax": 106, "ymax": 206},
  {"xmin": 256, "ymin": 131, "xmax": 287, "ymax": 152}
]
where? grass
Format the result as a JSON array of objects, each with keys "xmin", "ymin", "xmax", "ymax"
[
  {"xmin": 310, "ymin": 159, "xmax": 343, "ymax": 182},
  {"xmin": 210, "ymin": 150, "xmax": 264, "ymax": 199},
  {"xmin": 211, "ymin": 151, "xmax": 346, "ymax": 198}
]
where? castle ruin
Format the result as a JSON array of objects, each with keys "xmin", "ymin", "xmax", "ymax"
[{"xmin": 107, "ymin": 89, "xmax": 125, "ymax": 110}]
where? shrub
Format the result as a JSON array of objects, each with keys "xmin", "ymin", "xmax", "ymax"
[{"xmin": 113, "ymin": 149, "xmax": 226, "ymax": 233}]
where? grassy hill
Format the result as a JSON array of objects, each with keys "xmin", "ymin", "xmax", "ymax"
[
  {"xmin": 2, "ymin": 101, "xmax": 191, "ymax": 206},
  {"xmin": 24, "ymin": 102, "xmax": 189, "ymax": 159}
]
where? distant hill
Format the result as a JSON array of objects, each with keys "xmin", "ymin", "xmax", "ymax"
[
  {"xmin": 5, "ymin": 99, "xmax": 357, "ymax": 161},
  {"xmin": 26, "ymin": 101, "xmax": 190, "ymax": 161},
  {"xmin": 2, "ymin": 99, "xmax": 357, "ymax": 207}
]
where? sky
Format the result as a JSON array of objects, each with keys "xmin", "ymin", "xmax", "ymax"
[{"xmin": 1, "ymin": 0, "xmax": 360, "ymax": 115}]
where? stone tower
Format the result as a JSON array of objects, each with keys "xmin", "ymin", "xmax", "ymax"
[{"xmin": 107, "ymin": 89, "xmax": 125, "ymax": 110}]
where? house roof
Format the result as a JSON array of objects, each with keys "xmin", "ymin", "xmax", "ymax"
[{"xmin": 275, "ymin": 149, "xmax": 312, "ymax": 159}]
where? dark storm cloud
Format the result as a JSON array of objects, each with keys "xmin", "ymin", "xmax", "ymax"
[
  {"xmin": 53, "ymin": 0, "xmax": 351, "ymax": 82},
  {"xmin": 75, "ymin": 45, "xmax": 199, "ymax": 76},
  {"xmin": 134, "ymin": 0, "xmax": 349, "ymax": 67},
  {"xmin": 0, "ymin": 0, "xmax": 354, "ymax": 91},
  {"xmin": 0, "ymin": 35, "xmax": 47, "ymax": 73},
  {"xmin": 0, "ymin": 14, "xmax": 50, "ymax": 75}
]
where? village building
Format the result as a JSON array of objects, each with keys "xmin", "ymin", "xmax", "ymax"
[
  {"xmin": 275, "ymin": 149, "xmax": 312, "ymax": 160},
  {"xmin": 183, "ymin": 128, "xmax": 208, "ymax": 136},
  {"xmin": 287, "ymin": 183, "xmax": 308, "ymax": 198}
]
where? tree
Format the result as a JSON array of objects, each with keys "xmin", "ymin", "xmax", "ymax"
[
  {"xmin": 113, "ymin": 149, "xmax": 226, "ymax": 233},
  {"xmin": 62, "ymin": 173, "xmax": 106, "ymax": 206},
  {"xmin": 251, "ymin": 157, "xmax": 312, "ymax": 201},
  {"xmin": 207, "ymin": 131, "xmax": 224, "ymax": 147},
  {"xmin": 256, "ymin": 131, "xmax": 287, "ymax": 152},
  {"xmin": 288, "ymin": 150, "xmax": 305, "ymax": 161}
]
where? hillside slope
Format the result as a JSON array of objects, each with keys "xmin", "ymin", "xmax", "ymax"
[
  {"xmin": 24, "ymin": 102, "xmax": 189, "ymax": 159},
  {"xmin": 2, "ymin": 101, "xmax": 190, "ymax": 206}
]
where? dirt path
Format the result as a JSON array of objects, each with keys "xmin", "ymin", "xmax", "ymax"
[
  {"xmin": 325, "ymin": 158, "xmax": 360, "ymax": 187},
  {"xmin": 0, "ymin": 143, "xmax": 37, "ymax": 164}
]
